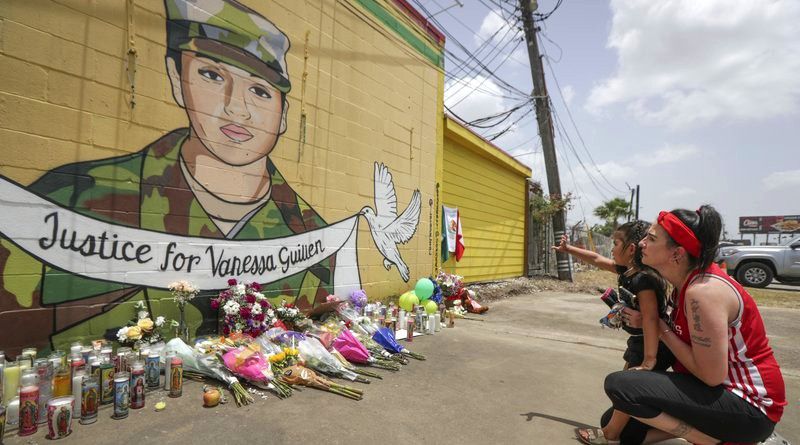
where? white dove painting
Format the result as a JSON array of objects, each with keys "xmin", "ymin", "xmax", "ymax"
[{"xmin": 361, "ymin": 162, "xmax": 422, "ymax": 282}]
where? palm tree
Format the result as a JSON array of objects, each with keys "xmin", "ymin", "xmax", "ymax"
[{"xmin": 593, "ymin": 197, "xmax": 632, "ymax": 230}]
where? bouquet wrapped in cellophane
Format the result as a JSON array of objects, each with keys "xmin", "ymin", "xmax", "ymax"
[
  {"xmin": 297, "ymin": 336, "xmax": 370, "ymax": 384},
  {"xmin": 166, "ymin": 338, "xmax": 254, "ymax": 406},
  {"xmin": 281, "ymin": 365, "xmax": 363, "ymax": 401}
]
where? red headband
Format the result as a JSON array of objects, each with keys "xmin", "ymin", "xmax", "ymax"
[{"xmin": 657, "ymin": 211, "xmax": 702, "ymax": 258}]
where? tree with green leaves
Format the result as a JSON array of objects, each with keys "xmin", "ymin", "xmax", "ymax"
[{"xmin": 593, "ymin": 197, "xmax": 632, "ymax": 231}]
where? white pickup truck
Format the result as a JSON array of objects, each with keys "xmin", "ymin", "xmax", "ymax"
[{"xmin": 717, "ymin": 235, "xmax": 800, "ymax": 288}]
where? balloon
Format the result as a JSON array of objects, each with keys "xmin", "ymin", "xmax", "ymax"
[
  {"xmin": 414, "ymin": 278, "xmax": 434, "ymax": 301},
  {"xmin": 398, "ymin": 291, "xmax": 417, "ymax": 312},
  {"xmin": 423, "ymin": 300, "xmax": 438, "ymax": 315}
]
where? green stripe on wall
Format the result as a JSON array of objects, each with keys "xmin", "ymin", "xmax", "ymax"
[{"xmin": 354, "ymin": 0, "xmax": 443, "ymax": 67}]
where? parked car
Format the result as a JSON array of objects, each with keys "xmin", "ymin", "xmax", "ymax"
[{"xmin": 716, "ymin": 235, "xmax": 800, "ymax": 288}]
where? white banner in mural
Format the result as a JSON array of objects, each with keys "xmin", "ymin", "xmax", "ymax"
[{"xmin": 0, "ymin": 176, "xmax": 360, "ymax": 293}]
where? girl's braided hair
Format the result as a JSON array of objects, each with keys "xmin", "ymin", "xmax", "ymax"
[{"xmin": 616, "ymin": 220, "xmax": 669, "ymax": 295}]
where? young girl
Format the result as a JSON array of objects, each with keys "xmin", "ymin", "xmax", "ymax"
[{"xmin": 553, "ymin": 221, "xmax": 673, "ymax": 444}]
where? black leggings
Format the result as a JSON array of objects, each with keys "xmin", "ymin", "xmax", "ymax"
[{"xmin": 602, "ymin": 370, "xmax": 775, "ymax": 444}]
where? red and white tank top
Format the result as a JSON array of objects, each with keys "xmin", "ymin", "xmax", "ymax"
[{"xmin": 670, "ymin": 264, "xmax": 786, "ymax": 423}]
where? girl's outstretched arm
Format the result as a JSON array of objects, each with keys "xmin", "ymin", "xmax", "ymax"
[{"xmin": 551, "ymin": 234, "xmax": 617, "ymax": 272}]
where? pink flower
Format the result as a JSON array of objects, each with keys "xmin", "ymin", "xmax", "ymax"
[
  {"xmin": 245, "ymin": 294, "xmax": 256, "ymax": 304},
  {"xmin": 228, "ymin": 278, "xmax": 238, "ymax": 286},
  {"xmin": 250, "ymin": 282, "xmax": 262, "ymax": 291},
  {"xmin": 239, "ymin": 307, "xmax": 251, "ymax": 319}
]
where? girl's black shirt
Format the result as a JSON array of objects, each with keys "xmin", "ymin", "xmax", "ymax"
[{"xmin": 615, "ymin": 265, "xmax": 668, "ymax": 336}]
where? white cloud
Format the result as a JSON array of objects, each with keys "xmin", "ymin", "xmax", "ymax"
[
  {"xmin": 444, "ymin": 75, "xmax": 508, "ymax": 123},
  {"xmin": 762, "ymin": 169, "xmax": 800, "ymax": 191},
  {"xmin": 475, "ymin": 10, "xmax": 512, "ymax": 46},
  {"xmin": 632, "ymin": 143, "xmax": 698, "ymax": 167},
  {"xmin": 561, "ymin": 85, "xmax": 576, "ymax": 106},
  {"xmin": 662, "ymin": 187, "xmax": 696, "ymax": 198},
  {"xmin": 586, "ymin": 0, "xmax": 800, "ymax": 129}
]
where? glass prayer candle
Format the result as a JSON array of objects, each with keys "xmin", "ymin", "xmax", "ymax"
[
  {"xmin": 71, "ymin": 369, "xmax": 85, "ymax": 408},
  {"xmin": 52, "ymin": 366, "xmax": 71, "ymax": 398},
  {"xmin": 3, "ymin": 361, "xmax": 20, "ymax": 406},
  {"xmin": 16, "ymin": 356, "xmax": 31, "ymax": 373},
  {"xmin": 0, "ymin": 404, "xmax": 7, "ymax": 440},
  {"xmin": 145, "ymin": 351, "xmax": 160, "ymax": 389},
  {"xmin": 21, "ymin": 348, "xmax": 37, "ymax": 366},
  {"xmin": 112, "ymin": 372, "xmax": 130, "ymax": 419},
  {"xmin": 18, "ymin": 369, "xmax": 39, "ymax": 436},
  {"xmin": 168, "ymin": 357, "xmax": 182, "ymax": 398},
  {"xmin": 46, "ymin": 396, "xmax": 74, "ymax": 439},
  {"xmin": 99, "ymin": 359, "xmax": 114, "ymax": 405},
  {"xmin": 80, "ymin": 375, "xmax": 99, "ymax": 425},
  {"xmin": 69, "ymin": 354, "xmax": 85, "ymax": 382},
  {"xmin": 115, "ymin": 347, "xmax": 132, "ymax": 373},
  {"xmin": 163, "ymin": 351, "xmax": 176, "ymax": 391},
  {"xmin": 7, "ymin": 395, "xmax": 20, "ymax": 426},
  {"xmin": 129, "ymin": 362, "xmax": 145, "ymax": 409},
  {"xmin": 69, "ymin": 343, "xmax": 83, "ymax": 356}
]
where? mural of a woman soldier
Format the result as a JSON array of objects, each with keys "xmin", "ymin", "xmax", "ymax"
[{"xmin": 0, "ymin": 0, "xmax": 335, "ymax": 354}]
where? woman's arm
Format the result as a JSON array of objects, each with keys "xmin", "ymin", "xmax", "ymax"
[
  {"xmin": 551, "ymin": 234, "xmax": 617, "ymax": 272},
  {"xmin": 631, "ymin": 289, "xmax": 660, "ymax": 370},
  {"xmin": 659, "ymin": 280, "xmax": 733, "ymax": 386}
]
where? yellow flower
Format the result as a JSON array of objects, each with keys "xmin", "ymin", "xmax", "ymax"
[
  {"xmin": 269, "ymin": 352, "xmax": 285, "ymax": 363},
  {"xmin": 126, "ymin": 326, "xmax": 142, "ymax": 340},
  {"xmin": 137, "ymin": 318, "xmax": 154, "ymax": 332}
]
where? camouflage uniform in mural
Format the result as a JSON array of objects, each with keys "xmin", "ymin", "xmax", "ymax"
[{"xmin": 0, "ymin": 0, "xmax": 334, "ymax": 353}]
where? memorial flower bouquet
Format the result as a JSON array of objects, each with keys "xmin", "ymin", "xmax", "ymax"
[
  {"xmin": 435, "ymin": 270, "xmax": 464, "ymax": 302},
  {"xmin": 116, "ymin": 301, "xmax": 177, "ymax": 348},
  {"xmin": 211, "ymin": 279, "xmax": 276, "ymax": 337},
  {"xmin": 169, "ymin": 280, "xmax": 199, "ymax": 341},
  {"xmin": 274, "ymin": 301, "xmax": 308, "ymax": 331}
]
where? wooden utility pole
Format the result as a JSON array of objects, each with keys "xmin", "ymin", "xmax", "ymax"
[{"xmin": 519, "ymin": 0, "xmax": 572, "ymax": 281}]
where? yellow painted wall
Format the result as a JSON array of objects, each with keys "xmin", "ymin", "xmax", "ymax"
[
  {"xmin": 0, "ymin": 0, "xmax": 444, "ymax": 352},
  {"xmin": 441, "ymin": 117, "xmax": 531, "ymax": 283}
]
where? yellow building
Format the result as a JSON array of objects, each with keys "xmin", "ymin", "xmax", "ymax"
[
  {"xmin": 0, "ymin": 0, "xmax": 445, "ymax": 351},
  {"xmin": 440, "ymin": 116, "xmax": 532, "ymax": 283}
]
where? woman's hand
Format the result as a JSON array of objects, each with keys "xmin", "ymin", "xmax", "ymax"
[
  {"xmin": 621, "ymin": 307, "xmax": 643, "ymax": 329},
  {"xmin": 552, "ymin": 234, "xmax": 569, "ymax": 253},
  {"xmin": 629, "ymin": 358, "xmax": 656, "ymax": 371}
]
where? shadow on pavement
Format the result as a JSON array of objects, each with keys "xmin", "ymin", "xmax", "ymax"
[{"xmin": 521, "ymin": 411, "xmax": 594, "ymax": 429}]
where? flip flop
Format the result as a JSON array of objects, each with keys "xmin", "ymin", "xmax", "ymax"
[{"xmin": 574, "ymin": 427, "xmax": 620, "ymax": 445}]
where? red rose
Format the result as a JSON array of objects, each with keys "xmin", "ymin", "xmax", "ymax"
[
  {"xmin": 255, "ymin": 312, "xmax": 266, "ymax": 322},
  {"xmin": 239, "ymin": 307, "xmax": 251, "ymax": 319},
  {"xmin": 259, "ymin": 299, "xmax": 270, "ymax": 308},
  {"xmin": 250, "ymin": 282, "xmax": 261, "ymax": 291},
  {"xmin": 210, "ymin": 299, "xmax": 220, "ymax": 310},
  {"xmin": 228, "ymin": 278, "xmax": 238, "ymax": 286},
  {"xmin": 245, "ymin": 294, "xmax": 256, "ymax": 304}
]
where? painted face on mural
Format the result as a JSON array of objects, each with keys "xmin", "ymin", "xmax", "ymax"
[{"xmin": 167, "ymin": 51, "xmax": 288, "ymax": 166}]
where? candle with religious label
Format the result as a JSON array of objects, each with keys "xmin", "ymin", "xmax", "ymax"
[
  {"xmin": 168, "ymin": 357, "xmax": 182, "ymax": 398},
  {"xmin": 99, "ymin": 358, "xmax": 114, "ymax": 405},
  {"xmin": 129, "ymin": 362, "xmax": 145, "ymax": 409},
  {"xmin": 145, "ymin": 351, "xmax": 160, "ymax": 389},
  {"xmin": 80, "ymin": 346, "xmax": 93, "ymax": 364},
  {"xmin": 163, "ymin": 350, "xmax": 176, "ymax": 391},
  {"xmin": 3, "ymin": 361, "xmax": 20, "ymax": 406},
  {"xmin": 34, "ymin": 358, "xmax": 52, "ymax": 425},
  {"xmin": 112, "ymin": 372, "xmax": 130, "ymax": 419},
  {"xmin": 18, "ymin": 369, "xmax": 39, "ymax": 436},
  {"xmin": 80, "ymin": 375, "xmax": 99, "ymax": 425},
  {"xmin": 46, "ymin": 396, "xmax": 74, "ymax": 439},
  {"xmin": 52, "ymin": 365, "xmax": 71, "ymax": 398},
  {"xmin": 406, "ymin": 318, "xmax": 414, "ymax": 342}
]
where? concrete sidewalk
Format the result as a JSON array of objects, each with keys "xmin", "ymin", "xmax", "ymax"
[{"xmin": 3, "ymin": 292, "xmax": 797, "ymax": 444}]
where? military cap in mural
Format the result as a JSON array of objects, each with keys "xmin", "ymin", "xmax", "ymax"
[{"xmin": 165, "ymin": 0, "xmax": 291, "ymax": 92}]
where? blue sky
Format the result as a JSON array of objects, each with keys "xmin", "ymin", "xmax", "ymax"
[{"xmin": 419, "ymin": 0, "xmax": 799, "ymax": 240}]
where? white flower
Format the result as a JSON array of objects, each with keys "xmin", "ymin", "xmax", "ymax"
[
  {"xmin": 234, "ymin": 284, "xmax": 246, "ymax": 295},
  {"xmin": 155, "ymin": 316, "xmax": 165, "ymax": 327},
  {"xmin": 267, "ymin": 309, "xmax": 275, "ymax": 319},
  {"xmin": 117, "ymin": 326, "xmax": 129, "ymax": 342},
  {"xmin": 135, "ymin": 301, "xmax": 146, "ymax": 310},
  {"xmin": 138, "ymin": 310, "xmax": 149, "ymax": 320},
  {"xmin": 251, "ymin": 304, "xmax": 262, "ymax": 315},
  {"xmin": 254, "ymin": 292, "xmax": 265, "ymax": 300},
  {"xmin": 223, "ymin": 300, "xmax": 241, "ymax": 316}
]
